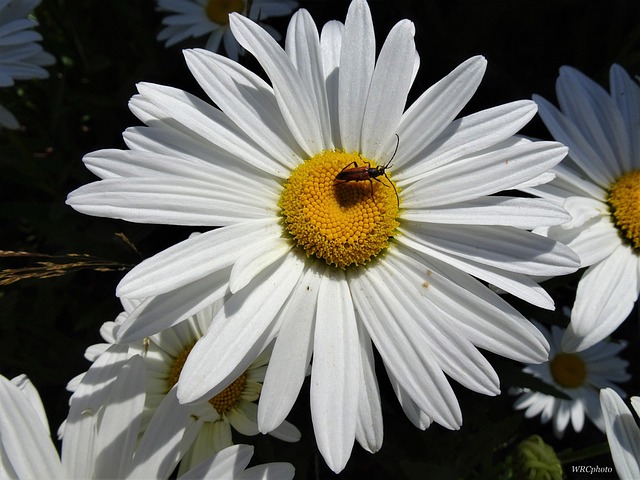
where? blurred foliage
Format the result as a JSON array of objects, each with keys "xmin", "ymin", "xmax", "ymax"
[{"xmin": 0, "ymin": 0, "xmax": 638, "ymax": 479}]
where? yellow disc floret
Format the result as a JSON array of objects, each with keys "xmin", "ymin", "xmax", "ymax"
[
  {"xmin": 280, "ymin": 150, "xmax": 399, "ymax": 269},
  {"xmin": 205, "ymin": 0, "xmax": 245, "ymax": 25},
  {"xmin": 167, "ymin": 342, "xmax": 195, "ymax": 390},
  {"xmin": 549, "ymin": 352, "xmax": 587, "ymax": 389},
  {"xmin": 608, "ymin": 170, "xmax": 640, "ymax": 251},
  {"xmin": 209, "ymin": 373, "xmax": 247, "ymax": 414}
]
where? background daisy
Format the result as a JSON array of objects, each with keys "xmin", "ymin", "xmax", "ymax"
[
  {"xmin": 156, "ymin": 0, "xmax": 298, "ymax": 59},
  {"xmin": 0, "ymin": 0, "xmax": 54, "ymax": 128},
  {"xmin": 63, "ymin": 295, "xmax": 301, "ymax": 475},
  {"xmin": 522, "ymin": 64, "xmax": 640, "ymax": 352},
  {"xmin": 141, "ymin": 300, "xmax": 301, "ymax": 474},
  {"xmin": 513, "ymin": 322, "xmax": 629, "ymax": 438}
]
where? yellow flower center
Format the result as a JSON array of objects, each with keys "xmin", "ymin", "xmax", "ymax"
[
  {"xmin": 166, "ymin": 342, "xmax": 247, "ymax": 414},
  {"xmin": 166, "ymin": 342, "xmax": 195, "ymax": 390},
  {"xmin": 279, "ymin": 150, "xmax": 400, "ymax": 269},
  {"xmin": 549, "ymin": 352, "xmax": 586, "ymax": 389},
  {"xmin": 608, "ymin": 170, "xmax": 640, "ymax": 251},
  {"xmin": 205, "ymin": 0, "xmax": 245, "ymax": 25},
  {"xmin": 209, "ymin": 373, "xmax": 247, "ymax": 414}
]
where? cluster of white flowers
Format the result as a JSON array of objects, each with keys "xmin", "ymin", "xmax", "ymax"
[{"xmin": 1, "ymin": 0, "xmax": 638, "ymax": 478}]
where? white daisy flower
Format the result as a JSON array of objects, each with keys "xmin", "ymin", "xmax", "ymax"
[
  {"xmin": 522, "ymin": 64, "xmax": 640, "ymax": 352},
  {"xmin": 142, "ymin": 300, "xmax": 301, "ymax": 474},
  {"xmin": 1, "ymin": 358, "xmax": 294, "ymax": 479},
  {"xmin": 67, "ymin": 0, "xmax": 580, "ymax": 472},
  {"xmin": 63, "ymin": 296, "xmax": 300, "ymax": 475},
  {"xmin": 600, "ymin": 388, "xmax": 640, "ymax": 480},
  {"xmin": 156, "ymin": 0, "xmax": 299, "ymax": 60},
  {"xmin": 0, "ymin": 0, "xmax": 55, "ymax": 128},
  {"xmin": 513, "ymin": 322, "xmax": 629, "ymax": 438}
]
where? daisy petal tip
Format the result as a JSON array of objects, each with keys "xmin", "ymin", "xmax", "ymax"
[
  {"xmin": 176, "ymin": 380, "xmax": 202, "ymax": 406},
  {"xmin": 396, "ymin": 19, "xmax": 416, "ymax": 36},
  {"xmin": 467, "ymin": 54, "xmax": 487, "ymax": 71}
]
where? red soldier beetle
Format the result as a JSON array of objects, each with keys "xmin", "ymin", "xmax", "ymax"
[{"xmin": 335, "ymin": 134, "xmax": 400, "ymax": 207}]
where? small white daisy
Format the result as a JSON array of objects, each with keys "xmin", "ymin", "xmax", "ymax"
[
  {"xmin": 67, "ymin": 0, "xmax": 580, "ymax": 472},
  {"xmin": 513, "ymin": 322, "xmax": 629, "ymax": 438},
  {"xmin": 64, "ymin": 296, "xmax": 300, "ymax": 475},
  {"xmin": 0, "ymin": 0, "xmax": 54, "ymax": 128},
  {"xmin": 142, "ymin": 300, "xmax": 301, "ymax": 474},
  {"xmin": 600, "ymin": 388, "xmax": 640, "ymax": 480},
  {"xmin": 522, "ymin": 64, "xmax": 640, "ymax": 352},
  {"xmin": 156, "ymin": 0, "xmax": 298, "ymax": 60}
]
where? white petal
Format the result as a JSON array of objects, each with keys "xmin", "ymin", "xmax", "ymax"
[
  {"xmin": 562, "ymin": 196, "xmax": 609, "ymax": 229},
  {"xmin": 563, "ymin": 245, "xmax": 639, "ymax": 352},
  {"xmin": 286, "ymin": 8, "xmax": 332, "ymax": 148},
  {"xmin": 127, "ymin": 388, "xmax": 198, "ymax": 479},
  {"xmin": 9, "ymin": 375, "xmax": 50, "ymax": 436},
  {"xmin": 135, "ymin": 82, "xmax": 289, "ymax": 177},
  {"xmin": 116, "ymin": 218, "xmax": 280, "ymax": 298},
  {"xmin": 121, "ymin": 125, "xmax": 282, "ymax": 192},
  {"xmin": 338, "ymin": 0, "xmax": 375, "ymax": 152},
  {"xmin": 400, "ymin": 223, "xmax": 579, "ymax": 276},
  {"xmin": 395, "ymin": 56, "xmax": 487, "ymax": 168},
  {"xmin": 388, "ymin": 247, "xmax": 550, "ymax": 363},
  {"xmin": 396, "ymin": 231, "xmax": 556, "ymax": 309},
  {"xmin": 610, "ymin": 64, "xmax": 640, "ymax": 169},
  {"xmin": 600, "ymin": 388, "xmax": 640, "ymax": 480},
  {"xmin": 534, "ymin": 94, "xmax": 615, "ymax": 188},
  {"xmin": 179, "ymin": 444, "xmax": 253, "ymax": 480},
  {"xmin": 350, "ymin": 266, "xmax": 462, "ymax": 429},
  {"xmin": 402, "ymin": 196, "xmax": 571, "ymax": 228},
  {"xmin": 320, "ymin": 20, "xmax": 344, "ymax": 149},
  {"xmin": 0, "ymin": 376, "xmax": 63, "ymax": 479},
  {"xmin": 62, "ymin": 344, "xmax": 131, "ymax": 478},
  {"xmin": 228, "ymin": 403, "xmax": 260, "ymax": 436},
  {"xmin": 93, "ymin": 356, "xmax": 145, "ymax": 479},
  {"xmin": 178, "ymin": 253, "xmax": 305, "ymax": 403},
  {"xmin": 311, "ymin": 267, "xmax": 360, "ymax": 473},
  {"xmin": 526, "ymin": 161, "xmax": 607, "ymax": 203},
  {"xmin": 557, "ymin": 66, "xmax": 629, "ymax": 177},
  {"xmin": 259, "ymin": 267, "xmax": 320, "ymax": 432},
  {"xmin": 360, "ymin": 19, "xmax": 415, "ymax": 160},
  {"xmin": 184, "ymin": 48, "xmax": 304, "ymax": 168},
  {"xmin": 378, "ymin": 256, "xmax": 500, "ymax": 395},
  {"xmin": 229, "ymin": 13, "xmax": 323, "ymax": 155},
  {"xmin": 385, "ymin": 370, "xmax": 432, "ymax": 430},
  {"xmin": 267, "ymin": 419, "xmax": 301, "ymax": 443},
  {"xmin": 67, "ymin": 177, "xmax": 274, "ymax": 226},
  {"xmin": 397, "ymin": 100, "xmax": 538, "ymax": 182},
  {"xmin": 117, "ymin": 268, "xmax": 231, "ymax": 343},
  {"xmin": 513, "ymin": 171, "xmax": 556, "ymax": 190},
  {"xmin": 545, "ymin": 216, "xmax": 619, "ymax": 267},
  {"xmin": 230, "ymin": 236, "xmax": 293, "ymax": 293},
  {"xmin": 401, "ymin": 141, "xmax": 568, "ymax": 207},
  {"xmin": 354, "ymin": 324, "xmax": 383, "ymax": 453}
]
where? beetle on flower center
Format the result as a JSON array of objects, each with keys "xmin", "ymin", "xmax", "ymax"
[{"xmin": 335, "ymin": 134, "xmax": 400, "ymax": 207}]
